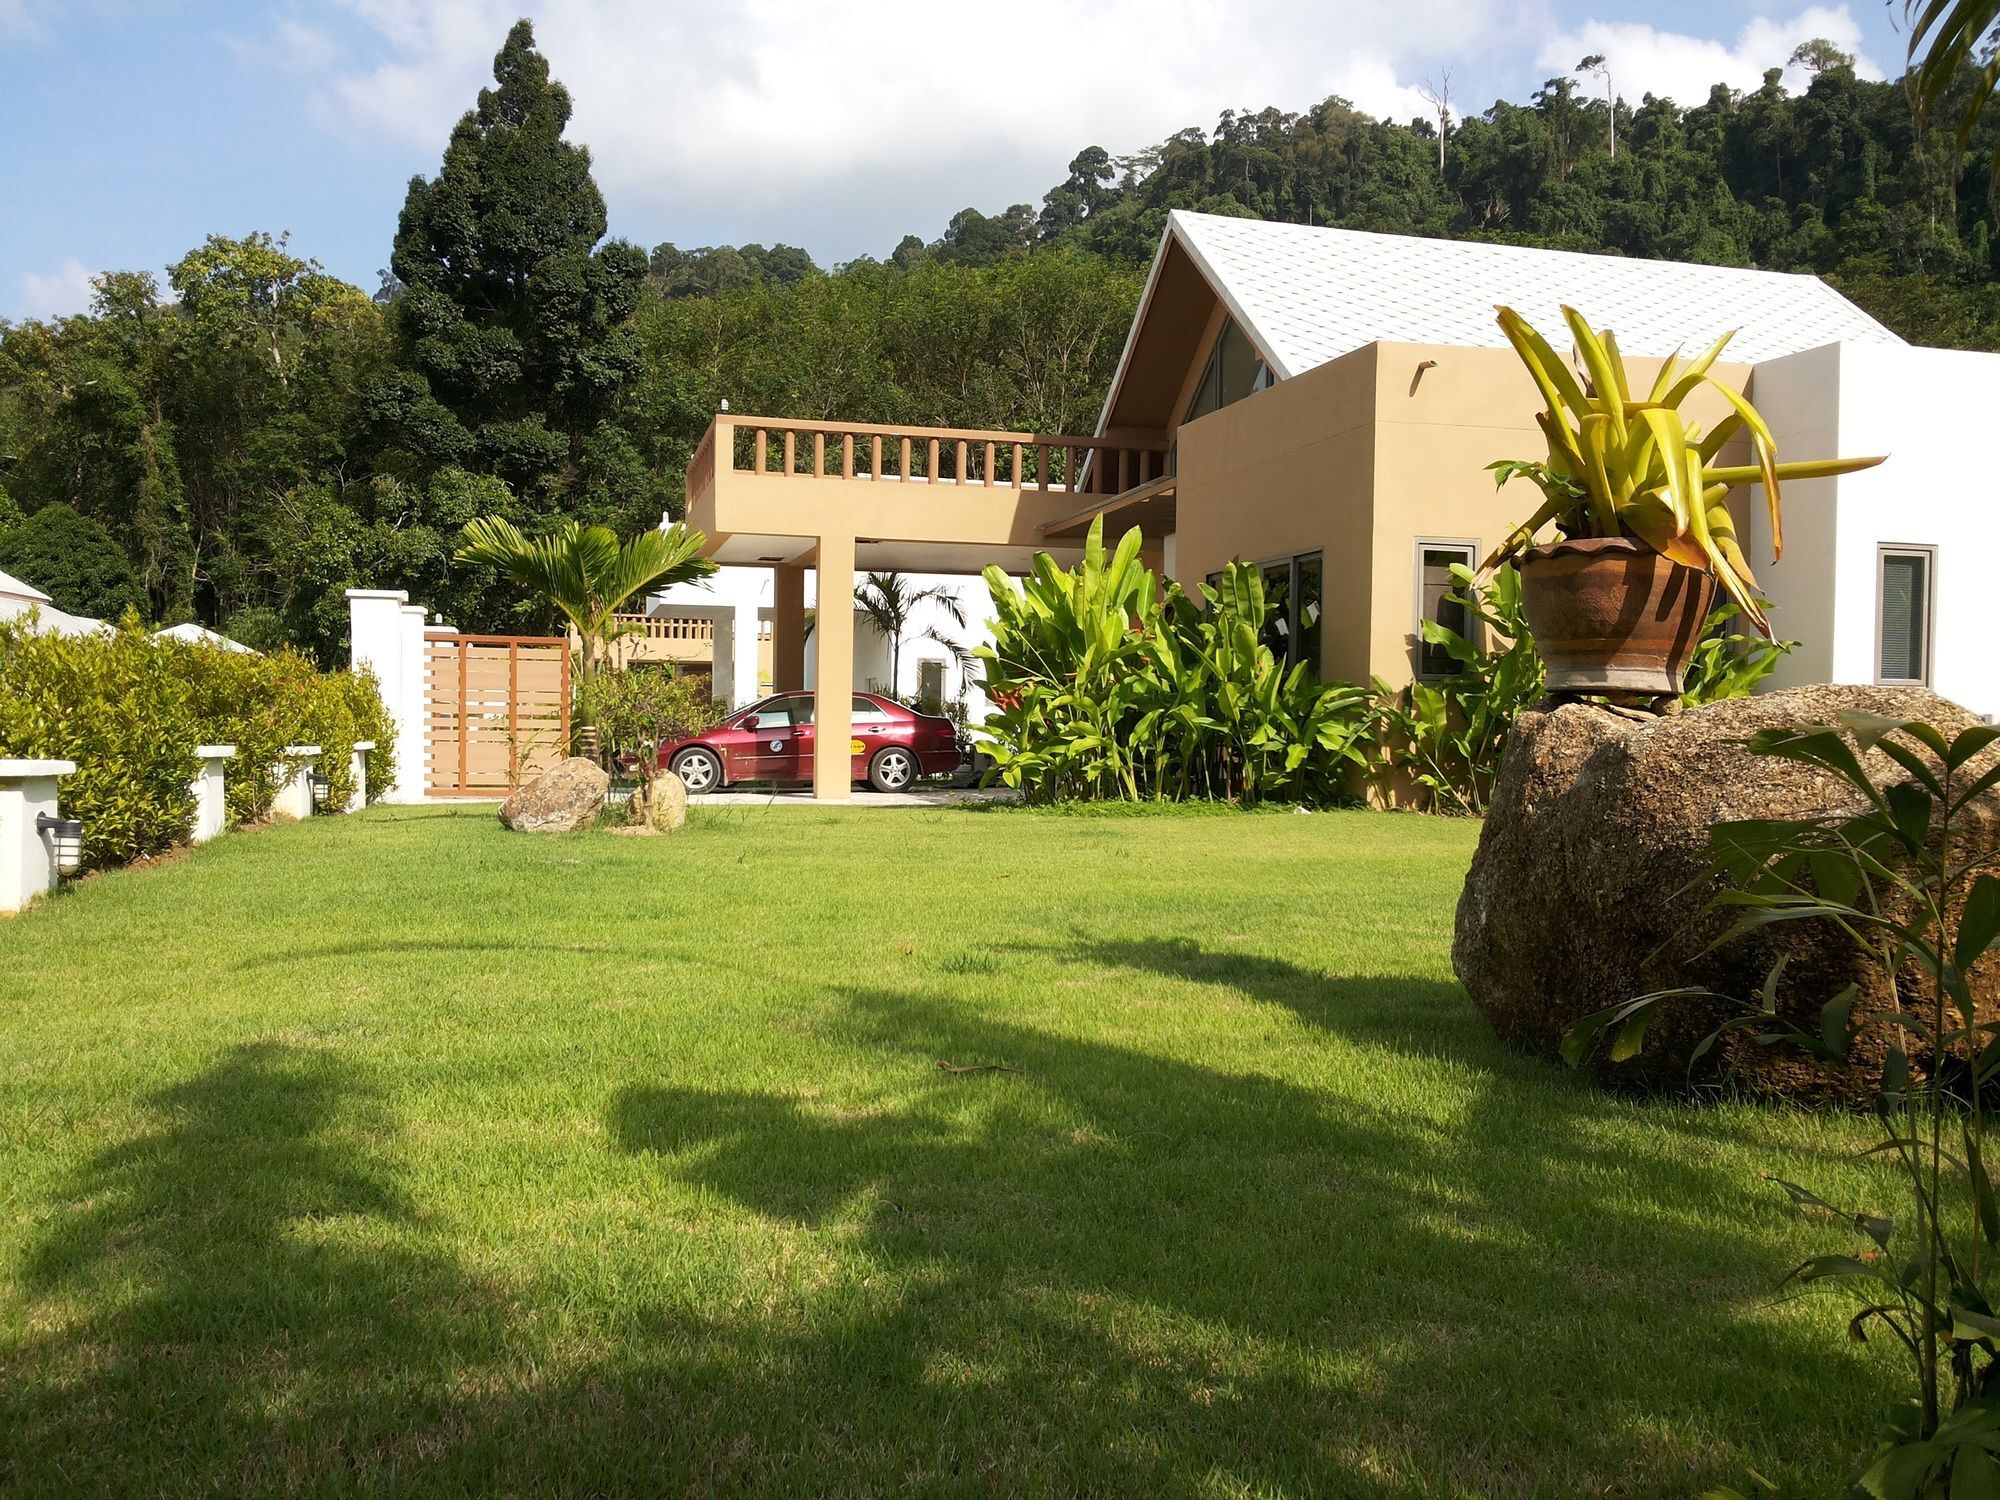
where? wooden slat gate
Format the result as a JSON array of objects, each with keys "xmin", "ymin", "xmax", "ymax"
[{"xmin": 425, "ymin": 632, "xmax": 570, "ymax": 797}]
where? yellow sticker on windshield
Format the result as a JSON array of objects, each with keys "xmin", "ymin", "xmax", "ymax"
[{"xmin": 850, "ymin": 739, "xmax": 865, "ymax": 755}]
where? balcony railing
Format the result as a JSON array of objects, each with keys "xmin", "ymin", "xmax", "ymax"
[
  {"xmin": 612, "ymin": 613, "xmax": 715, "ymax": 645},
  {"xmin": 697, "ymin": 414, "xmax": 1168, "ymax": 499}
]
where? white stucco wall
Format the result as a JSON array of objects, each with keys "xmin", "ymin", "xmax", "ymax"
[
  {"xmin": 1750, "ymin": 341, "xmax": 2000, "ymax": 720},
  {"xmin": 346, "ymin": 589, "xmax": 432, "ymax": 803},
  {"xmin": 652, "ymin": 565, "xmax": 996, "ymax": 719}
]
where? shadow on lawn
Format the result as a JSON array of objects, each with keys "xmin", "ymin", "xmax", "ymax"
[
  {"xmin": 3, "ymin": 1043, "xmax": 511, "ymax": 1494},
  {"xmin": 599, "ymin": 978, "xmax": 1883, "ymax": 1495},
  {"xmin": 3, "ymin": 966, "xmax": 1882, "ymax": 1496}
]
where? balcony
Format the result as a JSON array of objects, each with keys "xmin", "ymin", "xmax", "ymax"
[{"xmin": 683, "ymin": 414, "xmax": 1170, "ymax": 572}]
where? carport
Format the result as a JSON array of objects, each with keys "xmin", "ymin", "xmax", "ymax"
[{"xmin": 682, "ymin": 414, "xmax": 1166, "ymax": 799}]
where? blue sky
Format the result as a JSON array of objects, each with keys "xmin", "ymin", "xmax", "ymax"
[{"xmin": 0, "ymin": 0, "xmax": 1911, "ymax": 322}]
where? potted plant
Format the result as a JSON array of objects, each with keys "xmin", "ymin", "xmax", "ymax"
[{"xmin": 1485, "ymin": 306, "xmax": 1884, "ymax": 696}]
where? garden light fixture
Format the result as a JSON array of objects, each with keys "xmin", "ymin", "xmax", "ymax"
[
  {"xmin": 308, "ymin": 770, "xmax": 331, "ymax": 811},
  {"xmin": 35, "ymin": 813, "xmax": 82, "ymax": 875}
]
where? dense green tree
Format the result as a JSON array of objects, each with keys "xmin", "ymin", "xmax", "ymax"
[
  {"xmin": 388, "ymin": 19, "xmax": 653, "ymax": 527},
  {"xmin": 0, "ymin": 501, "xmax": 140, "ymax": 619},
  {"xmin": 14, "ymin": 27, "xmax": 2000, "ymax": 671}
]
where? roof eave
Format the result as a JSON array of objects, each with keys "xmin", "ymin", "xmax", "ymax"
[{"xmin": 1089, "ymin": 210, "xmax": 1297, "ymax": 441}]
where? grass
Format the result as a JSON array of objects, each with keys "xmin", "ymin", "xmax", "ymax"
[{"xmin": 0, "ymin": 804, "xmax": 1899, "ymax": 1496}]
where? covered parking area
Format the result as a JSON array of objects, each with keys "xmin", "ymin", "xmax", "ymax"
[{"xmin": 682, "ymin": 414, "xmax": 1166, "ymax": 799}]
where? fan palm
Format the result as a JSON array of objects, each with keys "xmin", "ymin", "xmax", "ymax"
[
  {"xmin": 1905, "ymin": 0, "xmax": 2000, "ymax": 150},
  {"xmin": 455, "ymin": 517, "xmax": 717, "ymax": 727},
  {"xmin": 852, "ymin": 571, "xmax": 971, "ymax": 699}
]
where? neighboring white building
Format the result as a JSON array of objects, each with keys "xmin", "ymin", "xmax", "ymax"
[
  {"xmin": 647, "ymin": 563, "xmax": 995, "ymax": 719},
  {"xmin": 1749, "ymin": 341, "xmax": 2000, "ymax": 720},
  {"xmin": 153, "ymin": 622, "xmax": 256, "ymax": 653},
  {"xmin": 0, "ymin": 569, "xmax": 107, "ymax": 638}
]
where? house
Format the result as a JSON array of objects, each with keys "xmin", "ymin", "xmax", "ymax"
[
  {"xmin": 684, "ymin": 211, "xmax": 1994, "ymax": 799},
  {"xmin": 0, "ymin": 570, "xmax": 107, "ymax": 638}
]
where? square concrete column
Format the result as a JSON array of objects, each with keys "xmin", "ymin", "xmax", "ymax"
[
  {"xmin": 0, "ymin": 759, "xmax": 75, "ymax": 913},
  {"xmin": 349, "ymin": 742, "xmax": 375, "ymax": 812},
  {"xmin": 190, "ymin": 745, "xmax": 237, "ymax": 843},
  {"xmin": 273, "ymin": 745, "xmax": 323, "ymax": 821},
  {"xmin": 730, "ymin": 602, "xmax": 762, "ymax": 707},
  {"xmin": 347, "ymin": 588, "xmax": 434, "ymax": 803},
  {"xmin": 772, "ymin": 563, "xmax": 807, "ymax": 692},
  {"xmin": 811, "ymin": 533, "xmax": 856, "ymax": 801}
]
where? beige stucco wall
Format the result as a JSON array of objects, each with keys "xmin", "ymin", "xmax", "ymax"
[
  {"xmin": 1174, "ymin": 339, "xmax": 1755, "ymax": 688},
  {"xmin": 1172, "ymin": 345, "xmax": 1380, "ymax": 684}
]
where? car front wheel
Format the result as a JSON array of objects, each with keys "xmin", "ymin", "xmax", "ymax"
[
  {"xmin": 671, "ymin": 746, "xmax": 723, "ymax": 794},
  {"xmin": 867, "ymin": 745, "xmax": 917, "ymax": 794}
]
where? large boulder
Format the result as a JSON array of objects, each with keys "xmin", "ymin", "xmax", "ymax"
[
  {"xmin": 499, "ymin": 757, "xmax": 609, "ymax": 833},
  {"xmin": 1454, "ymin": 685, "xmax": 2000, "ymax": 1100},
  {"xmin": 624, "ymin": 770, "xmax": 688, "ymax": 833}
]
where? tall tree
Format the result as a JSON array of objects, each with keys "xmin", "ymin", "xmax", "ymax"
[{"xmin": 389, "ymin": 19, "xmax": 653, "ymax": 526}]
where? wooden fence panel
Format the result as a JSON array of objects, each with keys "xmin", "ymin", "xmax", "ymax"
[{"xmin": 425, "ymin": 632, "xmax": 570, "ymax": 797}]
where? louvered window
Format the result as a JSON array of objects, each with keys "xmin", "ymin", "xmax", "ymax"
[{"xmin": 1877, "ymin": 547, "xmax": 1934, "ymax": 687}]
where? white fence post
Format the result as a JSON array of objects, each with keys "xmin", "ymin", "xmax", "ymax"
[
  {"xmin": 0, "ymin": 759, "xmax": 75, "ymax": 913},
  {"xmin": 190, "ymin": 745, "xmax": 236, "ymax": 843},
  {"xmin": 349, "ymin": 741, "xmax": 374, "ymax": 813},
  {"xmin": 273, "ymin": 746, "xmax": 322, "ymax": 821},
  {"xmin": 347, "ymin": 588, "xmax": 433, "ymax": 804}
]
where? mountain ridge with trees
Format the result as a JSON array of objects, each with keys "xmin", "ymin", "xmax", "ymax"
[{"xmin": 4, "ymin": 23, "xmax": 1995, "ymax": 660}]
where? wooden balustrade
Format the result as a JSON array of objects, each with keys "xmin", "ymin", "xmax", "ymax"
[{"xmin": 708, "ymin": 415, "xmax": 1166, "ymax": 498}]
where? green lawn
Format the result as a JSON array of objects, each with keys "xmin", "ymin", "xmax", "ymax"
[{"xmin": 0, "ymin": 805, "xmax": 1898, "ymax": 1496}]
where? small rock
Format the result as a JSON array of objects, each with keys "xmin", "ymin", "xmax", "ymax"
[
  {"xmin": 499, "ymin": 757, "xmax": 609, "ymax": 833},
  {"xmin": 626, "ymin": 770, "xmax": 688, "ymax": 833}
]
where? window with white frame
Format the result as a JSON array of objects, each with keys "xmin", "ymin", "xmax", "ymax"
[
  {"xmin": 1877, "ymin": 545, "xmax": 1936, "ymax": 687},
  {"xmin": 1415, "ymin": 540, "xmax": 1480, "ymax": 681}
]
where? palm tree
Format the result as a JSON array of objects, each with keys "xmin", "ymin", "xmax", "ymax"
[
  {"xmin": 852, "ymin": 571, "xmax": 971, "ymax": 700},
  {"xmin": 455, "ymin": 517, "xmax": 716, "ymax": 731},
  {"xmin": 1906, "ymin": 0, "xmax": 2000, "ymax": 148}
]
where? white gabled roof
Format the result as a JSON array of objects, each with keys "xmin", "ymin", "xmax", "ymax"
[
  {"xmin": 1097, "ymin": 212, "xmax": 1904, "ymax": 434},
  {"xmin": 0, "ymin": 569, "xmax": 51, "ymax": 605},
  {"xmin": 154, "ymin": 622, "xmax": 257, "ymax": 653}
]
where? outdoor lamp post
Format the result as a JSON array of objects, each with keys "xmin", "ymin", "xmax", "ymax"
[
  {"xmin": 35, "ymin": 813, "xmax": 83, "ymax": 875},
  {"xmin": 308, "ymin": 770, "xmax": 332, "ymax": 812}
]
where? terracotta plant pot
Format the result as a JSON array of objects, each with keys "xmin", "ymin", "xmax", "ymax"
[{"xmin": 1518, "ymin": 536, "xmax": 1716, "ymax": 695}]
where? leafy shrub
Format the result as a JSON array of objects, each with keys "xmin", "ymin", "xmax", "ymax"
[
  {"xmin": 170, "ymin": 644, "xmax": 392, "ymax": 819},
  {"xmin": 1368, "ymin": 563, "xmax": 1544, "ymax": 816},
  {"xmin": 1367, "ymin": 568, "xmax": 1791, "ymax": 814},
  {"xmin": 0, "ymin": 620, "xmax": 393, "ymax": 867},
  {"xmin": 0, "ymin": 616, "xmax": 199, "ymax": 867},
  {"xmin": 1682, "ymin": 604, "xmax": 1795, "ymax": 705},
  {"xmin": 979, "ymin": 520, "xmax": 1372, "ymax": 805},
  {"xmin": 579, "ymin": 664, "xmax": 724, "ymax": 766}
]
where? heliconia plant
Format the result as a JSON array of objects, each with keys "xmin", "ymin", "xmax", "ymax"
[
  {"xmin": 976, "ymin": 518, "xmax": 1372, "ymax": 805},
  {"xmin": 1485, "ymin": 305, "xmax": 1887, "ymax": 635}
]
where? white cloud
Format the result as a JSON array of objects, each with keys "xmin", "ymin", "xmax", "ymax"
[
  {"xmin": 15, "ymin": 260, "xmax": 95, "ymax": 321},
  {"xmin": 247, "ymin": 0, "xmax": 1524, "ymax": 260},
  {"xmin": 1536, "ymin": 5, "xmax": 1884, "ymax": 107}
]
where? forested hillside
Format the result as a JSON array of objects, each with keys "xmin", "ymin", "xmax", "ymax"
[{"xmin": 3, "ymin": 22, "xmax": 1994, "ymax": 660}]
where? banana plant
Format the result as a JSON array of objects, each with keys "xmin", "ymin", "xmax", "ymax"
[{"xmin": 1485, "ymin": 305, "xmax": 1886, "ymax": 635}]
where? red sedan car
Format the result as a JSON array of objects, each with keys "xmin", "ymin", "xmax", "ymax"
[{"xmin": 660, "ymin": 691, "xmax": 964, "ymax": 794}]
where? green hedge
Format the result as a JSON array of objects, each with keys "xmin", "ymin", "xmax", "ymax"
[{"xmin": 0, "ymin": 617, "xmax": 396, "ymax": 869}]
